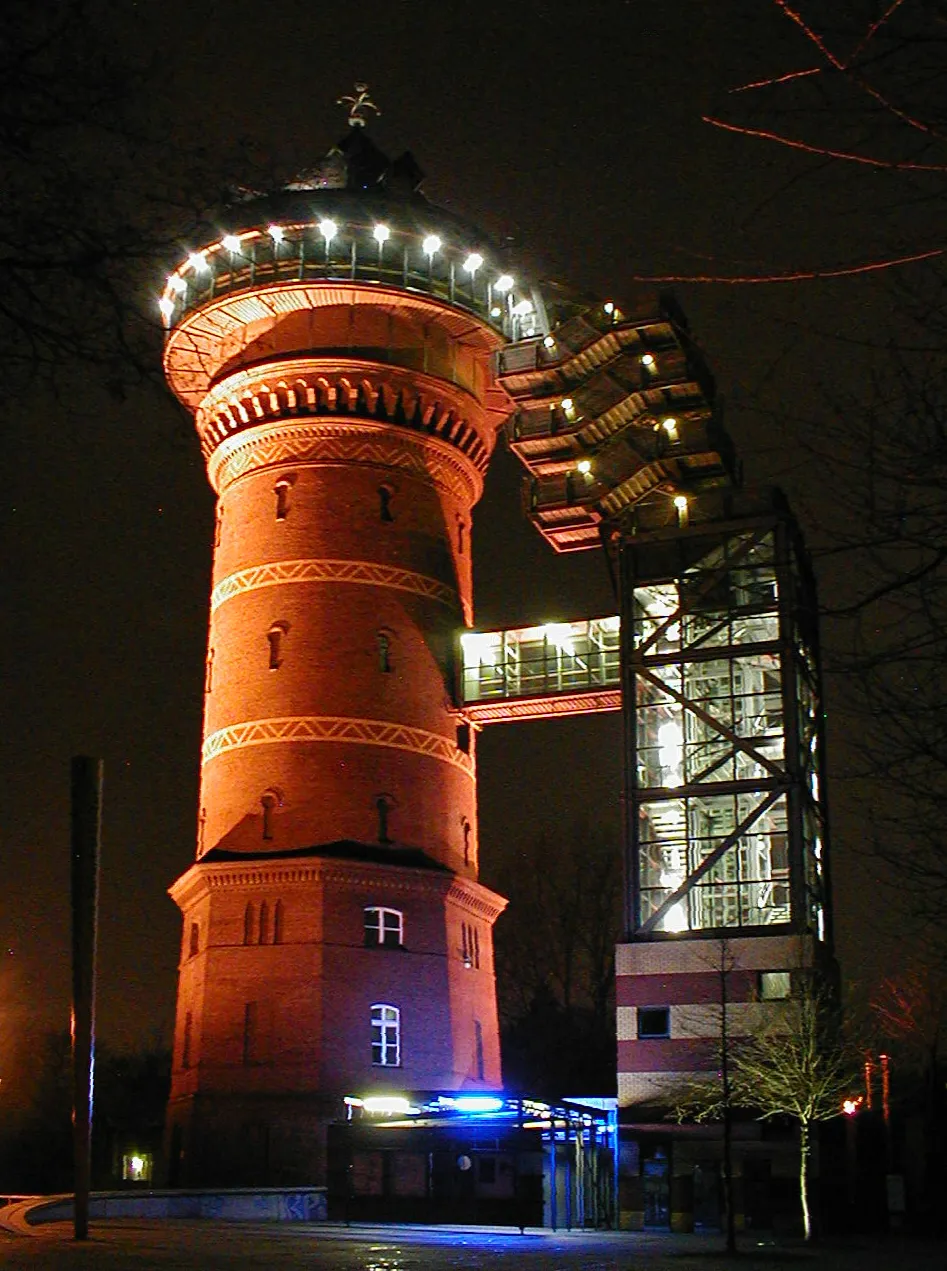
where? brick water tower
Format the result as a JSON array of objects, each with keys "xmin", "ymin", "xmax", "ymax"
[{"xmin": 158, "ymin": 105, "xmax": 541, "ymax": 1184}]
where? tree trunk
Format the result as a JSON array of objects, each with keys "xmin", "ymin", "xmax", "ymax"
[{"xmin": 799, "ymin": 1118, "xmax": 812, "ymax": 1242}]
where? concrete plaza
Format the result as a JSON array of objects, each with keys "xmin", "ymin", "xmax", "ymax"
[{"xmin": 1, "ymin": 1221, "xmax": 944, "ymax": 1271}]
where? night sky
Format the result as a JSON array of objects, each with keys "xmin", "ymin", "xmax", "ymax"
[{"xmin": 2, "ymin": 2, "xmax": 932, "ymax": 1082}]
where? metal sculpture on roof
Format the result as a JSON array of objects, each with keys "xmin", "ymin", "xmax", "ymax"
[{"xmin": 336, "ymin": 82, "xmax": 381, "ymax": 128}]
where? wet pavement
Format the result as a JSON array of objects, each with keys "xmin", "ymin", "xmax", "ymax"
[{"xmin": 0, "ymin": 1220, "xmax": 944, "ymax": 1271}]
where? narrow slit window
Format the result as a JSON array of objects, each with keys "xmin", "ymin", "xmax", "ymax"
[
  {"xmin": 273, "ymin": 900, "xmax": 284, "ymax": 946},
  {"xmin": 376, "ymin": 794, "xmax": 393, "ymax": 844},
  {"xmin": 259, "ymin": 901, "xmax": 269, "ymax": 945},
  {"xmin": 243, "ymin": 1001, "xmax": 259, "ymax": 1065},
  {"xmin": 205, "ymin": 648, "xmax": 214, "ymax": 694},
  {"xmin": 378, "ymin": 484, "xmax": 394, "ymax": 523},
  {"xmin": 474, "ymin": 1020, "xmax": 484, "ymax": 1080},
  {"xmin": 274, "ymin": 476, "xmax": 295, "ymax": 521},
  {"xmin": 267, "ymin": 623, "xmax": 288, "ymax": 670},
  {"xmin": 261, "ymin": 791, "xmax": 279, "ymax": 841},
  {"xmin": 188, "ymin": 922, "xmax": 199, "ymax": 958},
  {"xmin": 182, "ymin": 1011, "xmax": 193, "ymax": 1070},
  {"xmin": 473, "ymin": 926, "xmax": 480, "ymax": 969},
  {"xmin": 243, "ymin": 902, "xmax": 255, "ymax": 946},
  {"xmin": 377, "ymin": 632, "xmax": 392, "ymax": 673}
]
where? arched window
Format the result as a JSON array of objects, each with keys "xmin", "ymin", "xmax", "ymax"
[
  {"xmin": 377, "ymin": 631, "xmax": 393, "ymax": 673},
  {"xmin": 243, "ymin": 902, "xmax": 255, "ymax": 945},
  {"xmin": 375, "ymin": 793, "xmax": 394, "ymax": 845},
  {"xmin": 205, "ymin": 648, "xmax": 214, "ymax": 694},
  {"xmin": 267, "ymin": 622, "xmax": 289, "ymax": 670},
  {"xmin": 259, "ymin": 901, "xmax": 269, "ymax": 945},
  {"xmin": 378, "ymin": 484, "xmax": 394, "ymax": 523},
  {"xmin": 456, "ymin": 514, "xmax": 466, "ymax": 555},
  {"xmin": 273, "ymin": 900, "xmax": 284, "ymax": 946},
  {"xmin": 274, "ymin": 474, "xmax": 296, "ymax": 521},
  {"xmin": 214, "ymin": 504, "xmax": 224, "ymax": 548},
  {"xmin": 370, "ymin": 1004, "xmax": 400, "ymax": 1067},
  {"xmin": 364, "ymin": 906, "xmax": 403, "ymax": 948},
  {"xmin": 261, "ymin": 790, "xmax": 280, "ymax": 841},
  {"xmin": 460, "ymin": 815, "xmax": 472, "ymax": 866},
  {"xmin": 188, "ymin": 922, "xmax": 199, "ymax": 958}
]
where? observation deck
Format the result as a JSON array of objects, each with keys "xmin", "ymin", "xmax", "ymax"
[
  {"xmin": 460, "ymin": 616, "xmax": 621, "ymax": 723},
  {"xmin": 498, "ymin": 297, "xmax": 734, "ymax": 552}
]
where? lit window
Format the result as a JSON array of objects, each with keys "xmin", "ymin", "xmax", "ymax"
[
  {"xmin": 371, "ymin": 1004, "xmax": 401, "ymax": 1066},
  {"xmin": 122, "ymin": 1152, "xmax": 153, "ymax": 1183},
  {"xmin": 637, "ymin": 1007, "xmax": 670, "ymax": 1039},
  {"xmin": 760, "ymin": 971, "xmax": 792, "ymax": 1001},
  {"xmin": 365, "ymin": 906, "xmax": 403, "ymax": 948}
]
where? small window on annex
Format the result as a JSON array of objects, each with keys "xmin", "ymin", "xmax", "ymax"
[
  {"xmin": 637, "ymin": 1007, "xmax": 670, "ymax": 1039},
  {"xmin": 364, "ymin": 906, "xmax": 403, "ymax": 948},
  {"xmin": 371, "ymin": 1004, "xmax": 401, "ymax": 1067},
  {"xmin": 759, "ymin": 970, "xmax": 792, "ymax": 1001}
]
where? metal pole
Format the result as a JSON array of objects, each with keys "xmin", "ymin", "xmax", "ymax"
[{"xmin": 71, "ymin": 757, "xmax": 102, "ymax": 1242}]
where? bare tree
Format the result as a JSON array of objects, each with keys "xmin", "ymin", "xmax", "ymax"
[
  {"xmin": 735, "ymin": 985, "xmax": 857, "ymax": 1241},
  {"xmin": 675, "ymin": 978, "xmax": 857, "ymax": 1242}
]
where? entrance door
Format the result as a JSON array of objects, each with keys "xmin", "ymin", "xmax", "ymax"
[{"xmin": 642, "ymin": 1150, "xmax": 670, "ymax": 1228}]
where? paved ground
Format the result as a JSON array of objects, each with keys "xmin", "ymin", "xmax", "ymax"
[{"xmin": 0, "ymin": 1221, "xmax": 944, "ymax": 1271}]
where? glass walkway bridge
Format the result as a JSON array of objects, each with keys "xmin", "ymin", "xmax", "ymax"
[{"xmin": 460, "ymin": 616, "xmax": 621, "ymax": 723}]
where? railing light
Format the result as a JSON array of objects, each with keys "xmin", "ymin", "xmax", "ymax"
[
  {"xmin": 268, "ymin": 224, "xmax": 285, "ymax": 243},
  {"xmin": 373, "ymin": 223, "xmax": 390, "ymax": 243},
  {"xmin": 463, "ymin": 252, "xmax": 483, "ymax": 275},
  {"xmin": 494, "ymin": 274, "xmax": 514, "ymax": 293},
  {"xmin": 158, "ymin": 296, "xmax": 174, "ymax": 320},
  {"xmin": 187, "ymin": 252, "xmax": 210, "ymax": 273},
  {"xmin": 641, "ymin": 352, "xmax": 655, "ymax": 368},
  {"xmin": 422, "ymin": 234, "xmax": 441, "ymax": 257},
  {"xmin": 543, "ymin": 335, "xmax": 556, "ymax": 349},
  {"xmin": 222, "ymin": 235, "xmax": 242, "ymax": 253},
  {"xmin": 319, "ymin": 219, "xmax": 338, "ymax": 243},
  {"xmin": 577, "ymin": 459, "xmax": 592, "ymax": 474},
  {"xmin": 167, "ymin": 275, "xmax": 187, "ymax": 293}
]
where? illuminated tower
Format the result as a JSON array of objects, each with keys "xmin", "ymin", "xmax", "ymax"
[{"xmin": 160, "ymin": 119, "xmax": 537, "ymax": 1185}]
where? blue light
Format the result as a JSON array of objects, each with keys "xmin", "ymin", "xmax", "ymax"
[{"xmin": 453, "ymin": 1096, "xmax": 504, "ymax": 1114}]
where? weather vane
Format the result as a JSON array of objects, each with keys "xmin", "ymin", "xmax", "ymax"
[{"xmin": 336, "ymin": 82, "xmax": 380, "ymax": 128}]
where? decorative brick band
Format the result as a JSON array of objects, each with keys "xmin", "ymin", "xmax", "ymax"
[
  {"xmin": 202, "ymin": 714, "xmax": 474, "ymax": 775},
  {"xmin": 211, "ymin": 558, "xmax": 459, "ymax": 613},
  {"xmin": 196, "ymin": 361, "xmax": 491, "ymax": 474},
  {"xmin": 208, "ymin": 419, "xmax": 481, "ymax": 504}
]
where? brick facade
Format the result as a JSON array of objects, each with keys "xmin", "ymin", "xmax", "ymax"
[{"xmin": 163, "ymin": 219, "xmax": 512, "ymax": 1185}]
